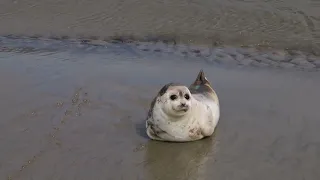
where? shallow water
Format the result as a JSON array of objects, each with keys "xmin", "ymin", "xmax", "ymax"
[
  {"xmin": 0, "ymin": 0, "xmax": 319, "ymax": 52},
  {"xmin": 1, "ymin": 41, "xmax": 320, "ymax": 180}
]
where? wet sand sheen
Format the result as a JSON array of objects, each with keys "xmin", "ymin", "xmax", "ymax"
[{"xmin": 0, "ymin": 45, "xmax": 320, "ymax": 180}]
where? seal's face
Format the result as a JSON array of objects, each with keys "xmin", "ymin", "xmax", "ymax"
[{"xmin": 161, "ymin": 86, "xmax": 192, "ymax": 117}]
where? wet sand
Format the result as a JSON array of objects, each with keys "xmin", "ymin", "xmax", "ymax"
[
  {"xmin": 1, "ymin": 0, "xmax": 320, "ymax": 179},
  {"xmin": 0, "ymin": 0, "xmax": 319, "ymax": 52},
  {"xmin": 1, "ymin": 40, "xmax": 320, "ymax": 180}
]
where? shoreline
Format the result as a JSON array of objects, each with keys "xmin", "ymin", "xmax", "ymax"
[
  {"xmin": 1, "ymin": 33, "xmax": 319, "ymax": 55},
  {"xmin": 1, "ymin": 35, "xmax": 319, "ymax": 71}
]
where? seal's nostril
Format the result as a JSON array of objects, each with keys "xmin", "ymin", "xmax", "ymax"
[{"xmin": 181, "ymin": 103, "xmax": 186, "ymax": 107}]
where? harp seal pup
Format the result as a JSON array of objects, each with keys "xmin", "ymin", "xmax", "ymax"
[{"xmin": 145, "ymin": 70, "xmax": 220, "ymax": 142}]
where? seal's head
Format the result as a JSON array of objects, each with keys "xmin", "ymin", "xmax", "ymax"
[{"xmin": 156, "ymin": 83, "xmax": 192, "ymax": 117}]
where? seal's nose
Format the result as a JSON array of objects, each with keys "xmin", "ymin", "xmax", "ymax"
[{"xmin": 181, "ymin": 103, "xmax": 186, "ymax": 107}]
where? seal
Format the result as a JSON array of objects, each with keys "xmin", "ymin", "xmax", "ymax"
[{"xmin": 145, "ymin": 70, "xmax": 220, "ymax": 142}]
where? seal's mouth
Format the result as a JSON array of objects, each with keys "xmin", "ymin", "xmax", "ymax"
[{"xmin": 176, "ymin": 106, "xmax": 189, "ymax": 112}]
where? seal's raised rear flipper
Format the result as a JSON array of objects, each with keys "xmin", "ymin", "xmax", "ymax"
[
  {"xmin": 189, "ymin": 70, "xmax": 219, "ymax": 103},
  {"xmin": 192, "ymin": 69, "xmax": 211, "ymax": 86},
  {"xmin": 189, "ymin": 70, "xmax": 212, "ymax": 93}
]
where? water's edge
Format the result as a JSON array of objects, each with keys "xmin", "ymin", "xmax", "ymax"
[{"xmin": 1, "ymin": 35, "xmax": 319, "ymax": 71}]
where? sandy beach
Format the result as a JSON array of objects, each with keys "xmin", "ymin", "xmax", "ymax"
[
  {"xmin": 0, "ymin": 38, "xmax": 320, "ymax": 180},
  {"xmin": 1, "ymin": 0, "xmax": 320, "ymax": 180}
]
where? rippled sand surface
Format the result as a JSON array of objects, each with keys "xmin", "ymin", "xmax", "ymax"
[
  {"xmin": 0, "ymin": 0, "xmax": 319, "ymax": 51},
  {"xmin": 1, "ymin": 41, "xmax": 320, "ymax": 180}
]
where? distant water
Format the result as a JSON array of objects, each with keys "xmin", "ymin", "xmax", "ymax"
[{"xmin": 0, "ymin": 0, "xmax": 319, "ymax": 53}]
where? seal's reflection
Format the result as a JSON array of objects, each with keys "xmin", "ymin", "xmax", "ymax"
[{"xmin": 143, "ymin": 136, "xmax": 218, "ymax": 180}]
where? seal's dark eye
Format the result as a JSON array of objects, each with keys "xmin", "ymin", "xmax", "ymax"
[
  {"xmin": 170, "ymin": 95, "xmax": 177, "ymax": 100},
  {"xmin": 184, "ymin": 94, "xmax": 190, "ymax": 100}
]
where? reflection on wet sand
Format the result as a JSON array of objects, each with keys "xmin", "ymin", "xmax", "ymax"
[{"xmin": 144, "ymin": 136, "xmax": 218, "ymax": 180}]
